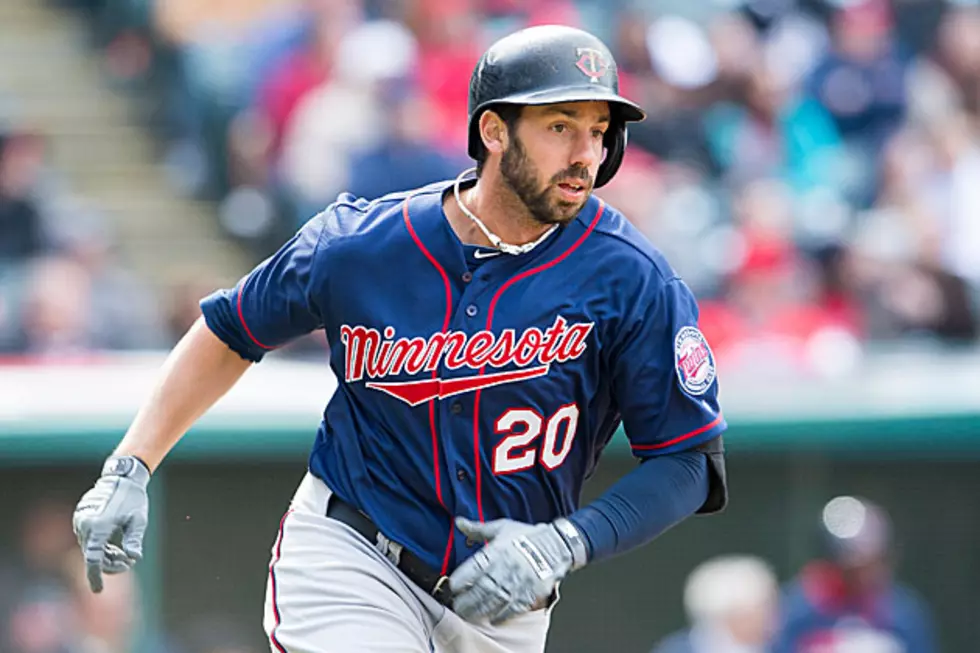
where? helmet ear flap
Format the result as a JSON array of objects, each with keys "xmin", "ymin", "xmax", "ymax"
[
  {"xmin": 468, "ymin": 115, "xmax": 487, "ymax": 162},
  {"xmin": 468, "ymin": 105, "xmax": 508, "ymax": 163},
  {"xmin": 594, "ymin": 122, "xmax": 628, "ymax": 188}
]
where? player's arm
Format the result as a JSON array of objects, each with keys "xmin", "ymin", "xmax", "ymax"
[
  {"xmin": 72, "ymin": 212, "xmax": 330, "ymax": 593},
  {"xmin": 567, "ymin": 276, "xmax": 728, "ymax": 564},
  {"xmin": 564, "ymin": 440, "xmax": 718, "ymax": 564},
  {"xmin": 111, "ymin": 318, "xmax": 253, "ymax": 471}
]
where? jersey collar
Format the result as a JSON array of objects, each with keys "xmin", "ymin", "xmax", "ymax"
[{"xmin": 402, "ymin": 180, "xmax": 602, "ymax": 280}]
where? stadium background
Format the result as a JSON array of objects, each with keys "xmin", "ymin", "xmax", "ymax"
[{"xmin": 1, "ymin": 0, "xmax": 979, "ymax": 651}]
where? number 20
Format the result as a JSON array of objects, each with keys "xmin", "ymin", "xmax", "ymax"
[{"xmin": 493, "ymin": 404, "xmax": 580, "ymax": 474}]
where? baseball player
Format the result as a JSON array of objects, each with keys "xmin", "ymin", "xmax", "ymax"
[
  {"xmin": 772, "ymin": 496, "xmax": 936, "ymax": 653},
  {"xmin": 72, "ymin": 25, "xmax": 729, "ymax": 653}
]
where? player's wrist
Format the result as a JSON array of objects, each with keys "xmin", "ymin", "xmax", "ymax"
[
  {"xmin": 101, "ymin": 455, "xmax": 152, "ymax": 487},
  {"xmin": 552, "ymin": 518, "xmax": 589, "ymax": 571}
]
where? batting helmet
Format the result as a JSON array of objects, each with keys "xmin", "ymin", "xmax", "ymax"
[{"xmin": 467, "ymin": 25, "xmax": 646, "ymax": 188}]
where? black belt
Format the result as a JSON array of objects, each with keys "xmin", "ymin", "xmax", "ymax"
[{"xmin": 326, "ymin": 494, "xmax": 454, "ymax": 608}]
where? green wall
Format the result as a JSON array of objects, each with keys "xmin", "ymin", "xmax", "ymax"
[{"xmin": 2, "ymin": 416, "xmax": 978, "ymax": 651}]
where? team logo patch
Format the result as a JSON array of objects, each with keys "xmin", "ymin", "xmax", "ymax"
[
  {"xmin": 575, "ymin": 47, "xmax": 609, "ymax": 83},
  {"xmin": 674, "ymin": 326, "xmax": 716, "ymax": 396}
]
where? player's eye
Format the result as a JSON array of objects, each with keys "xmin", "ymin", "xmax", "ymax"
[
  {"xmin": 592, "ymin": 128, "xmax": 606, "ymax": 139},
  {"xmin": 551, "ymin": 123, "xmax": 568, "ymax": 134}
]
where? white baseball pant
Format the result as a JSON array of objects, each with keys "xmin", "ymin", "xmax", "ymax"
[{"xmin": 263, "ymin": 472, "xmax": 556, "ymax": 653}]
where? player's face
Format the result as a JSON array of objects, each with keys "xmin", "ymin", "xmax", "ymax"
[{"xmin": 500, "ymin": 101, "xmax": 610, "ymax": 225}]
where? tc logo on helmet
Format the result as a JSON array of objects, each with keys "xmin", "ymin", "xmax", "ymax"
[{"xmin": 575, "ymin": 48, "xmax": 609, "ymax": 83}]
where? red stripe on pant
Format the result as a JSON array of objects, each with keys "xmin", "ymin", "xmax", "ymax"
[{"xmin": 268, "ymin": 509, "xmax": 293, "ymax": 653}]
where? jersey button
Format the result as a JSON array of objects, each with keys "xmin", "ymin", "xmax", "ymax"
[
  {"xmin": 465, "ymin": 304, "xmax": 479, "ymax": 317},
  {"xmin": 450, "ymin": 402, "xmax": 463, "ymax": 415},
  {"xmin": 462, "ymin": 271, "xmax": 473, "ymax": 283},
  {"xmin": 456, "ymin": 467, "xmax": 468, "ymax": 481}
]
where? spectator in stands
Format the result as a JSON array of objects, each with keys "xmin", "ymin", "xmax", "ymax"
[
  {"xmin": 54, "ymin": 207, "xmax": 169, "ymax": 351},
  {"xmin": 24, "ymin": 0, "xmax": 980, "ymax": 366},
  {"xmin": 0, "ymin": 501, "xmax": 145, "ymax": 653},
  {"xmin": 7, "ymin": 241, "xmax": 167, "ymax": 357},
  {"xmin": 739, "ymin": 0, "xmax": 829, "ymax": 95},
  {"xmin": 607, "ymin": 7, "xmax": 653, "ymax": 79},
  {"xmin": 0, "ymin": 499, "xmax": 79, "ymax": 653},
  {"xmin": 156, "ymin": 0, "xmax": 320, "ymax": 197},
  {"xmin": 807, "ymin": 0, "xmax": 909, "ymax": 146},
  {"xmin": 920, "ymin": 113, "xmax": 980, "ymax": 292},
  {"xmin": 703, "ymin": 11, "xmax": 762, "ymax": 106},
  {"xmin": 697, "ymin": 179, "xmax": 863, "ymax": 378},
  {"xmin": 627, "ymin": 15, "xmax": 719, "ymax": 178},
  {"xmin": 14, "ymin": 255, "xmax": 97, "ymax": 357},
  {"xmin": 846, "ymin": 222, "xmax": 979, "ymax": 344},
  {"xmin": 0, "ymin": 132, "xmax": 49, "ymax": 264},
  {"xmin": 253, "ymin": 0, "xmax": 364, "ymax": 166},
  {"xmin": 154, "ymin": 0, "xmax": 310, "ymax": 97},
  {"xmin": 3, "ymin": 586, "xmax": 78, "ymax": 653},
  {"xmin": 703, "ymin": 60, "xmax": 846, "ymax": 196},
  {"xmin": 593, "ymin": 149, "xmax": 664, "ymax": 245},
  {"xmin": 907, "ymin": 6, "xmax": 980, "ymax": 125},
  {"xmin": 805, "ymin": 0, "xmax": 909, "ymax": 205},
  {"xmin": 163, "ymin": 269, "xmax": 233, "ymax": 346},
  {"xmin": 651, "ymin": 555, "xmax": 779, "ymax": 653},
  {"xmin": 221, "ymin": 1, "xmax": 367, "ymax": 240},
  {"xmin": 479, "ymin": 0, "xmax": 582, "ymax": 42},
  {"xmin": 845, "ymin": 122, "xmax": 980, "ymax": 344},
  {"xmin": 276, "ymin": 19, "xmax": 417, "ymax": 224},
  {"xmin": 772, "ymin": 496, "xmax": 936, "ymax": 653},
  {"xmin": 345, "ymin": 83, "xmax": 463, "ymax": 201},
  {"xmin": 403, "ymin": 0, "xmax": 483, "ymax": 153},
  {"xmin": 65, "ymin": 558, "xmax": 139, "ymax": 653}
]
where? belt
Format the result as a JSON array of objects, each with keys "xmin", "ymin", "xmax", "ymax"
[{"xmin": 325, "ymin": 493, "xmax": 454, "ymax": 609}]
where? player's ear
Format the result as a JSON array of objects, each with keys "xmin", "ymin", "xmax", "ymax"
[{"xmin": 479, "ymin": 110, "xmax": 509, "ymax": 156}]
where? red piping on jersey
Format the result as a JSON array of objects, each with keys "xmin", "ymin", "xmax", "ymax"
[
  {"xmin": 474, "ymin": 200, "xmax": 606, "ymax": 523},
  {"xmin": 631, "ymin": 413, "xmax": 724, "ymax": 450},
  {"xmin": 237, "ymin": 281, "xmax": 274, "ymax": 350},
  {"xmin": 402, "ymin": 198, "xmax": 455, "ymax": 575},
  {"xmin": 268, "ymin": 509, "xmax": 293, "ymax": 653}
]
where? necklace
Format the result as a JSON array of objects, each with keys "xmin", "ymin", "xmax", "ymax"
[{"xmin": 453, "ymin": 167, "xmax": 559, "ymax": 256}]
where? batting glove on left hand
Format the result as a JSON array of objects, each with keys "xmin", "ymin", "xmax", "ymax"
[
  {"xmin": 72, "ymin": 455, "xmax": 150, "ymax": 593},
  {"xmin": 449, "ymin": 516, "xmax": 588, "ymax": 625}
]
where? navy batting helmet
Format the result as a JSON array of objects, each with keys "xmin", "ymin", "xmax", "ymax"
[{"xmin": 467, "ymin": 25, "xmax": 646, "ymax": 188}]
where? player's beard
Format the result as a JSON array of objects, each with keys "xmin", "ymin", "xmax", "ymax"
[{"xmin": 500, "ymin": 135, "xmax": 592, "ymax": 226}]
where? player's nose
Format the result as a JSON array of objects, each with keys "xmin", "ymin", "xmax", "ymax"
[{"xmin": 568, "ymin": 132, "xmax": 601, "ymax": 173}]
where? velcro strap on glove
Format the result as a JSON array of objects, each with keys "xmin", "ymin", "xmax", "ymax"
[
  {"xmin": 101, "ymin": 455, "xmax": 151, "ymax": 487},
  {"xmin": 553, "ymin": 518, "xmax": 589, "ymax": 571}
]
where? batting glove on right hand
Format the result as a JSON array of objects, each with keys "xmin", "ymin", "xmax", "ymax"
[
  {"xmin": 449, "ymin": 516, "xmax": 588, "ymax": 625},
  {"xmin": 72, "ymin": 455, "xmax": 151, "ymax": 593}
]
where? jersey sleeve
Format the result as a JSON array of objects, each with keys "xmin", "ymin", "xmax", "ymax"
[
  {"xmin": 199, "ymin": 213, "xmax": 328, "ymax": 362},
  {"xmin": 609, "ymin": 276, "xmax": 726, "ymax": 458}
]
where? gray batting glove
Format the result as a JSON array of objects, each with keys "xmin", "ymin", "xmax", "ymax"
[
  {"xmin": 449, "ymin": 516, "xmax": 588, "ymax": 625},
  {"xmin": 72, "ymin": 455, "xmax": 151, "ymax": 593}
]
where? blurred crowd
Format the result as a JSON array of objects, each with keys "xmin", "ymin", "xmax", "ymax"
[
  {"xmin": 651, "ymin": 496, "xmax": 935, "ymax": 653},
  {"xmin": 0, "ymin": 125, "xmax": 181, "ymax": 358},
  {"xmin": 2, "ymin": 0, "xmax": 979, "ymax": 374},
  {"xmin": 0, "ymin": 498, "xmax": 257, "ymax": 653}
]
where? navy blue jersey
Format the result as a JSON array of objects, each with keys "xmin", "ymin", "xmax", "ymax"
[{"xmin": 201, "ymin": 180, "xmax": 726, "ymax": 575}]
